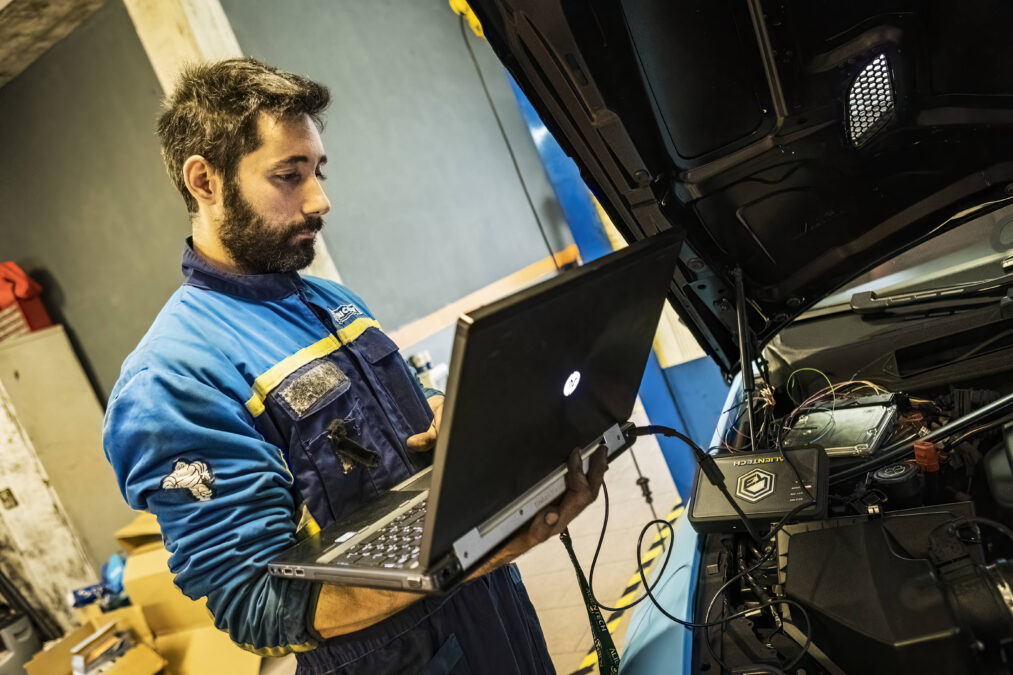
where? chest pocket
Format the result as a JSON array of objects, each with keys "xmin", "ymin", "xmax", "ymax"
[
  {"xmin": 353, "ymin": 328, "xmax": 434, "ymax": 438},
  {"xmin": 267, "ymin": 358, "xmax": 382, "ymax": 527}
]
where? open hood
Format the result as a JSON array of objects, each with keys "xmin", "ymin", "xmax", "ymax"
[{"xmin": 470, "ymin": 0, "xmax": 1013, "ymax": 375}]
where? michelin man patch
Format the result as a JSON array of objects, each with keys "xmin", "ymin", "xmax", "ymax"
[{"xmin": 161, "ymin": 459, "xmax": 214, "ymax": 501}]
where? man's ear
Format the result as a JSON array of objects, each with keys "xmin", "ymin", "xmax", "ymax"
[{"xmin": 182, "ymin": 155, "xmax": 220, "ymax": 208}]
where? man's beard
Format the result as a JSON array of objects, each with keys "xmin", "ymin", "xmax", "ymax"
[{"xmin": 218, "ymin": 179, "xmax": 323, "ymax": 274}]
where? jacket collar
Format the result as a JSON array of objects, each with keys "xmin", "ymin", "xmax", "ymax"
[{"xmin": 181, "ymin": 238, "xmax": 302, "ymax": 301}]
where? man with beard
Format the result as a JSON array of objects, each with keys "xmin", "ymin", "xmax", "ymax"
[{"xmin": 102, "ymin": 59, "xmax": 606, "ymax": 673}]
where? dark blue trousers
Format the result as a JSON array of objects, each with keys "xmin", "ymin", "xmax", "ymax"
[{"xmin": 296, "ymin": 566, "xmax": 555, "ymax": 674}]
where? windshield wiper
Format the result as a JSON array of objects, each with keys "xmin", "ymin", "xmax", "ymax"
[{"xmin": 849, "ymin": 272, "xmax": 1013, "ymax": 314}]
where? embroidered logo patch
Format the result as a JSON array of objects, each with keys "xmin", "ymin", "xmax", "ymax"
[
  {"xmin": 161, "ymin": 460, "xmax": 214, "ymax": 502},
  {"xmin": 330, "ymin": 303, "xmax": 363, "ymax": 327}
]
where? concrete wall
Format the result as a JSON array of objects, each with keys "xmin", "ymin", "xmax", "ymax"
[
  {"xmin": 220, "ymin": 0, "xmax": 571, "ymax": 329},
  {"xmin": 0, "ymin": 0, "xmax": 179, "ymax": 569},
  {"xmin": 0, "ymin": 0, "xmax": 188, "ymax": 402}
]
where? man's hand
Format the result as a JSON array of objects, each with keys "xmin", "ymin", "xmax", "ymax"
[
  {"xmin": 468, "ymin": 444, "xmax": 609, "ymax": 577},
  {"xmin": 315, "ymin": 443, "xmax": 608, "ymax": 637},
  {"xmin": 406, "ymin": 395, "xmax": 443, "ymax": 452}
]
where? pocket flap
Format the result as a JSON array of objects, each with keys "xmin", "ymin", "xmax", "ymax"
[{"xmin": 357, "ymin": 329, "xmax": 401, "ymax": 364}]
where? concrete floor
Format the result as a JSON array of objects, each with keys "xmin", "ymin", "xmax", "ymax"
[{"xmin": 261, "ymin": 400, "xmax": 682, "ymax": 675}]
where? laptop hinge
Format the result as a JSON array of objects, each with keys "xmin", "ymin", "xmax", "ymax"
[{"xmin": 451, "ymin": 423, "xmax": 627, "ymax": 570}]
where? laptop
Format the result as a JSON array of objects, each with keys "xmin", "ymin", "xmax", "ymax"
[{"xmin": 268, "ymin": 231, "xmax": 680, "ymax": 592}]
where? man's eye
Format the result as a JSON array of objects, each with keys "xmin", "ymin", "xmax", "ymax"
[
  {"xmin": 277, "ymin": 173, "xmax": 300, "ymax": 182},
  {"xmin": 316, "ymin": 171, "xmax": 328, "ymax": 181}
]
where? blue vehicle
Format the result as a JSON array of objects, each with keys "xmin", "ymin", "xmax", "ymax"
[{"xmin": 472, "ymin": 2, "xmax": 1013, "ymax": 672}]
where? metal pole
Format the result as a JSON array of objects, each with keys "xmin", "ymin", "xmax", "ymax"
[{"xmin": 734, "ymin": 268, "xmax": 758, "ymax": 451}]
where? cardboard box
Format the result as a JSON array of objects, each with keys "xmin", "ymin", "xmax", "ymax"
[
  {"xmin": 155, "ymin": 626, "xmax": 261, "ymax": 675},
  {"xmin": 114, "ymin": 512, "xmax": 163, "ymax": 554},
  {"xmin": 123, "ymin": 545, "xmax": 215, "ymax": 634},
  {"xmin": 99, "ymin": 643, "xmax": 166, "ymax": 674},
  {"xmin": 25, "ymin": 606, "xmax": 158, "ymax": 675}
]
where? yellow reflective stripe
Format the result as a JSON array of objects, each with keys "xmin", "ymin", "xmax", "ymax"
[
  {"xmin": 244, "ymin": 335, "xmax": 340, "ymax": 416},
  {"xmin": 295, "ymin": 504, "xmax": 321, "ymax": 541},
  {"xmin": 243, "ymin": 317, "xmax": 382, "ymax": 417},
  {"xmin": 236, "ymin": 640, "xmax": 318, "ymax": 657},
  {"xmin": 302, "ymin": 518, "xmax": 321, "ymax": 538},
  {"xmin": 335, "ymin": 316, "xmax": 380, "ymax": 345}
]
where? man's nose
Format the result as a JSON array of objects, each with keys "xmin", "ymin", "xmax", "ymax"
[{"xmin": 304, "ymin": 176, "xmax": 331, "ymax": 217}]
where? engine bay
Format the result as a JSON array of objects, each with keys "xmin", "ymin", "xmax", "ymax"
[{"xmin": 691, "ymin": 368, "xmax": 1013, "ymax": 674}]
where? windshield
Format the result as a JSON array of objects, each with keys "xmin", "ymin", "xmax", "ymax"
[{"xmin": 811, "ymin": 201, "xmax": 1013, "ymax": 312}]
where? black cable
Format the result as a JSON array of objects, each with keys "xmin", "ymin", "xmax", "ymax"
[
  {"xmin": 628, "ymin": 447, "xmax": 666, "ymax": 551},
  {"xmin": 701, "ymin": 517, "xmax": 813, "ymax": 672},
  {"xmin": 931, "ymin": 516, "xmax": 1013, "ymax": 547},
  {"xmin": 588, "ymin": 483, "xmax": 675, "ymax": 613},
  {"xmin": 458, "ymin": 15, "xmax": 560, "ymax": 271},
  {"xmin": 619, "ymin": 426, "xmax": 816, "ymax": 669},
  {"xmin": 939, "ymin": 412, "xmax": 1013, "ymax": 452},
  {"xmin": 586, "ymin": 485, "xmax": 810, "ymax": 636},
  {"xmin": 633, "ymin": 425, "xmax": 766, "ymax": 543},
  {"xmin": 584, "ymin": 430, "xmax": 817, "ymax": 672}
]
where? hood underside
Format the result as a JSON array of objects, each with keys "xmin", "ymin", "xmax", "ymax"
[{"xmin": 471, "ymin": 0, "xmax": 1013, "ymax": 374}]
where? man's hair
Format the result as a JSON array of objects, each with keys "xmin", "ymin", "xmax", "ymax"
[{"xmin": 157, "ymin": 58, "xmax": 331, "ymax": 213}]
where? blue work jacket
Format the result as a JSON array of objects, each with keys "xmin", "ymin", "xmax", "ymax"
[
  {"xmin": 103, "ymin": 241, "xmax": 442, "ymax": 651},
  {"xmin": 104, "ymin": 242, "xmax": 552, "ymax": 673}
]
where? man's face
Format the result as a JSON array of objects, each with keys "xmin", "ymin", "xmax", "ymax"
[{"xmin": 217, "ymin": 112, "xmax": 331, "ymax": 274}]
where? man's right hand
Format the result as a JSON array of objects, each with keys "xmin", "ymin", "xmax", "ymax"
[
  {"xmin": 314, "ymin": 444, "xmax": 609, "ymax": 637},
  {"xmin": 468, "ymin": 444, "xmax": 609, "ymax": 577}
]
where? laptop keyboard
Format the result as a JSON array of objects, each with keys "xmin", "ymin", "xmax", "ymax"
[{"xmin": 331, "ymin": 500, "xmax": 427, "ymax": 569}]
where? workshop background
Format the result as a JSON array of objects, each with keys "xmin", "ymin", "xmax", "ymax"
[{"xmin": 0, "ymin": 1, "xmax": 726, "ymax": 673}]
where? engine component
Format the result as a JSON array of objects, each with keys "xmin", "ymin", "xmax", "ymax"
[
  {"xmin": 872, "ymin": 462, "xmax": 923, "ymax": 509},
  {"xmin": 779, "ymin": 503, "xmax": 1013, "ymax": 674},
  {"xmin": 782, "ymin": 401, "xmax": 897, "ymax": 458},
  {"xmin": 984, "ymin": 422, "xmax": 1013, "ymax": 509},
  {"xmin": 914, "ymin": 439, "xmax": 940, "ymax": 472},
  {"xmin": 688, "ymin": 448, "xmax": 828, "ymax": 534}
]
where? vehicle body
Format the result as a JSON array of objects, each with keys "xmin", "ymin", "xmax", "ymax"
[{"xmin": 470, "ymin": 1, "xmax": 1013, "ymax": 672}]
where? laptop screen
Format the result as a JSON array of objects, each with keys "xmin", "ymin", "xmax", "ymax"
[{"xmin": 422, "ymin": 232, "xmax": 681, "ymax": 564}]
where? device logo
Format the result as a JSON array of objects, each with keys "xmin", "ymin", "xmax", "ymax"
[
  {"xmin": 736, "ymin": 468, "xmax": 775, "ymax": 503},
  {"xmin": 563, "ymin": 371, "xmax": 581, "ymax": 397}
]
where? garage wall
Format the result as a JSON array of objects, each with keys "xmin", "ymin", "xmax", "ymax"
[
  {"xmin": 220, "ymin": 0, "xmax": 571, "ymax": 329},
  {"xmin": 0, "ymin": 0, "xmax": 188, "ymax": 402},
  {"xmin": 0, "ymin": 0, "xmax": 181, "ymax": 567}
]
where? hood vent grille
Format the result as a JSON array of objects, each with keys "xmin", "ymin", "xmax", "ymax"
[{"xmin": 847, "ymin": 54, "xmax": 896, "ymax": 148}]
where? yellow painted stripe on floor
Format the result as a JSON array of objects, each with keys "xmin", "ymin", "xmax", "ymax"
[
  {"xmin": 641, "ymin": 547, "xmax": 663, "ymax": 566},
  {"xmin": 579, "ymin": 652, "xmax": 598, "ymax": 669},
  {"xmin": 606, "ymin": 617, "xmax": 623, "ymax": 632},
  {"xmin": 244, "ymin": 317, "xmax": 382, "ymax": 417}
]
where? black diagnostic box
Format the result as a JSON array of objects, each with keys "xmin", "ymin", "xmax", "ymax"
[{"xmin": 689, "ymin": 448, "xmax": 828, "ymax": 534}]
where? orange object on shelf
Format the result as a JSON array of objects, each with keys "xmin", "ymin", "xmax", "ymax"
[
  {"xmin": 913, "ymin": 439, "xmax": 940, "ymax": 472},
  {"xmin": 0, "ymin": 262, "xmax": 52, "ymax": 341}
]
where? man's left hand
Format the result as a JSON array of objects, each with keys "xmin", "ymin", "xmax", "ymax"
[{"xmin": 406, "ymin": 395, "xmax": 444, "ymax": 452}]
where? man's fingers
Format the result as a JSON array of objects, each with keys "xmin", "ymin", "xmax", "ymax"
[
  {"xmin": 406, "ymin": 422, "xmax": 436, "ymax": 451},
  {"xmin": 587, "ymin": 445, "xmax": 608, "ymax": 495},
  {"xmin": 523, "ymin": 446, "xmax": 612, "ymax": 548},
  {"xmin": 564, "ymin": 448, "xmax": 590, "ymax": 495},
  {"xmin": 525, "ymin": 505, "xmax": 561, "ymax": 544}
]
